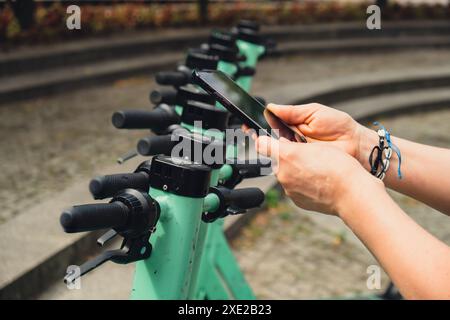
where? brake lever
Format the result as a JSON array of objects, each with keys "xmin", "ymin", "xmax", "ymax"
[
  {"xmin": 97, "ymin": 229, "xmax": 118, "ymax": 247},
  {"xmin": 64, "ymin": 232, "xmax": 152, "ymax": 284},
  {"xmin": 117, "ymin": 149, "xmax": 138, "ymax": 164},
  {"xmin": 64, "ymin": 249, "xmax": 126, "ymax": 284}
]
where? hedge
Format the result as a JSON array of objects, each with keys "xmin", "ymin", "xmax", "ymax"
[{"xmin": 1, "ymin": 1, "xmax": 449, "ymax": 46}]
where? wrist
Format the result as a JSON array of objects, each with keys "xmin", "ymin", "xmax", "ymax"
[
  {"xmin": 356, "ymin": 125, "xmax": 379, "ymax": 172},
  {"xmin": 335, "ymin": 168, "xmax": 385, "ymax": 220}
]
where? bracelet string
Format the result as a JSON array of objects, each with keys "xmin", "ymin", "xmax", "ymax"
[
  {"xmin": 369, "ymin": 122, "xmax": 402, "ymax": 180},
  {"xmin": 373, "ymin": 122, "xmax": 402, "ymax": 179}
]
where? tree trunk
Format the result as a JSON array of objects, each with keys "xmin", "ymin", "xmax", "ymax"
[
  {"xmin": 198, "ymin": 0, "xmax": 209, "ymax": 25},
  {"xmin": 9, "ymin": 0, "xmax": 36, "ymax": 30},
  {"xmin": 376, "ymin": 0, "xmax": 388, "ymax": 9}
]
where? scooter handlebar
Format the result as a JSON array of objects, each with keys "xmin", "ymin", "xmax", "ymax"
[
  {"xmin": 155, "ymin": 71, "xmax": 189, "ymax": 87},
  {"xmin": 149, "ymin": 89, "xmax": 177, "ymax": 105},
  {"xmin": 60, "ymin": 202, "xmax": 129, "ymax": 233},
  {"xmin": 137, "ymin": 134, "xmax": 174, "ymax": 156},
  {"xmin": 112, "ymin": 105, "xmax": 179, "ymax": 130},
  {"xmin": 225, "ymin": 187, "xmax": 265, "ymax": 209},
  {"xmin": 89, "ymin": 172, "xmax": 149, "ymax": 200}
]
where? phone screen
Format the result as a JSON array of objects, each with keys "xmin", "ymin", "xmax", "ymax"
[{"xmin": 194, "ymin": 70, "xmax": 306, "ymax": 142}]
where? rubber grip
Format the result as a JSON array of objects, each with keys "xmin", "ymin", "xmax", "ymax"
[
  {"xmin": 155, "ymin": 71, "xmax": 189, "ymax": 86},
  {"xmin": 149, "ymin": 89, "xmax": 177, "ymax": 105},
  {"xmin": 137, "ymin": 135, "xmax": 174, "ymax": 156},
  {"xmin": 112, "ymin": 107, "xmax": 179, "ymax": 130},
  {"xmin": 176, "ymin": 86, "xmax": 216, "ymax": 106},
  {"xmin": 237, "ymin": 20, "xmax": 260, "ymax": 32},
  {"xmin": 228, "ymin": 187, "xmax": 265, "ymax": 209},
  {"xmin": 60, "ymin": 202, "xmax": 129, "ymax": 233},
  {"xmin": 89, "ymin": 172, "xmax": 149, "ymax": 200},
  {"xmin": 236, "ymin": 67, "xmax": 256, "ymax": 77}
]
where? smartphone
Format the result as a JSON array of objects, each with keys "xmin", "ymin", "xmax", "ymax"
[{"xmin": 192, "ymin": 70, "xmax": 307, "ymax": 142}]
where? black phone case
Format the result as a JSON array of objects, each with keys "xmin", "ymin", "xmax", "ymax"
[{"xmin": 191, "ymin": 70, "xmax": 275, "ymax": 138}]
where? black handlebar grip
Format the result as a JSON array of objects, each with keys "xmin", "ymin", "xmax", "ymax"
[
  {"xmin": 137, "ymin": 134, "xmax": 174, "ymax": 156},
  {"xmin": 228, "ymin": 187, "xmax": 265, "ymax": 209},
  {"xmin": 234, "ymin": 159, "xmax": 272, "ymax": 178},
  {"xmin": 149, "ymin": 89, "xmax": 177, "ymax": 105},
  {"xmin": 112, "ymin": 105, "xmax": 179, "ymax": 130},
  {"xmin": 236, "ymin": 66, "xmax": 256, "ymax": 78},
  {"xmin": 60, "ymin": 202, "xmax": 129, "ymax": 233},
  {"xmin": 237, "ymin": 20, "xmax": 260, "ymax": 32},
  {"xmin": 155, "ymin": 71, "xmax": 189, "ymax": 87},
  {"xmin": 89, "ymin": 172, "xmax": 149, "ymax": 200}
]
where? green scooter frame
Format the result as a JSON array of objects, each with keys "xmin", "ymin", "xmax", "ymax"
[
  {"xmin": 235, "ymin": 40, "xmax": 266, "ymax": 91},
  {"xmin": 183, "ymin": 44, "xmax": 264, "ymax": 299},
  {"xmin": 131, "ymin": 32, "xmax": 266, "ymax": 300}
]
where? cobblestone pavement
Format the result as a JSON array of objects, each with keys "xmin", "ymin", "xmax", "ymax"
[
  {"xmin": 231, "ymin": 109, "xmax": 450, "ymax": 299},
  {"xmin": 2, "ymin": 49, "xmax": 450, "ymax": 224}
]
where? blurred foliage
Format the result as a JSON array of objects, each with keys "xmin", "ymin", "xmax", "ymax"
[
  {"xmin": 1, "ymin": 1, "xmax": 449, "ymax": 46},
  {"xmin": 265, "ymin": 188, "xmax": 281, "ymax": 209}
]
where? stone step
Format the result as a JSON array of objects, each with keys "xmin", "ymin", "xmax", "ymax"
[
  {"xmin": 278, "ymin": 65, "xmax": 450, "ymax": 107},
  {"xmin": 0, "ymin": 52, "xmax": 183, "ymax": 105},
  {"xmin": 0, "ymin": 28, "xmax": 207, "ymax": 77},
  {"xmin": 3, "ymin": 34, "xmax": 450, "ymax": 105},
  {"xmin": 3, "ymin": 20, "xmax": 449, "ymax": 77},
  {"xmin": 276, "ymin": 35, "xmax": 450, "ymax": 55},
  {"xmin": 335, "ymin": 87, "xmax": 450, "ymax": 121}
]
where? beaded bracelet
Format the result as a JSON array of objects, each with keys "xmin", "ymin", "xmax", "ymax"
[{"xmin": 368, "ymin": 122, "xmax": 402, "ymax": 181}]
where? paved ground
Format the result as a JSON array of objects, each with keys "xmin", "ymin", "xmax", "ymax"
[{"xmin": 2, "ymin": 49, "xmax": 450, "ymax": 224}]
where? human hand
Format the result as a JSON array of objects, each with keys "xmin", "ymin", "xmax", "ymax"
[
  {"xmin": 255, "ymin": 135, "xmax": 379, "ymax": 216},
  {"xmin": 265, "ymin": 103, "xmax": 374, "ymax": 163}
]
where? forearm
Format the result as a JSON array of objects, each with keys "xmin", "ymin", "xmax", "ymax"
[
  {"xmin": 357, "ymin": 125, "xmax": 450, "ymax": 215},
  {"xmin": 338, "ymin": 175, "xmax": 450, "ymax": 299}
]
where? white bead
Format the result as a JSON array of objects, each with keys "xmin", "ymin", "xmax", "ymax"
[
  {"xmin": 384, "ymin": 147, "xmax": 392, "ymax": 159},
  {"xmin": 379, "ymin": 172, "xmax": 386, "ymax": 180},
  {"xmin": 377, "ymin": 129, "xmax": 385, "ymax": 138},
  {"xmin": 383, "ymin": 158, "xmax": 390, "ymax": 171}
]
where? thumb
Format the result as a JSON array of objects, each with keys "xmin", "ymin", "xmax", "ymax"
[{"xmin": 267, "ymin": 103, "xmax": 318, "ymax": 125}]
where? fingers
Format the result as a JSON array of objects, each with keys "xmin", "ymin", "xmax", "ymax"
[
  {"xmin": 255, "ymin": 136, "xmax": 280, "ymax": 159},
  {"xmin": 263, "ymin": 109, "xmax": 297, "ymax": 141},
  {"xmin": 240, "ymin": 124, "xmax": 257, "ymax": 140},
  {"xmin": 267, "ymin": 103, "xmax": 320, "ymax": 125},
  {"xmin": 255, "ymin": 135, "xmax": 294, "ymax": 157},
  {"xmin": 298, "ymin": 123, "xmax": 313, "ymax": 136}
]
